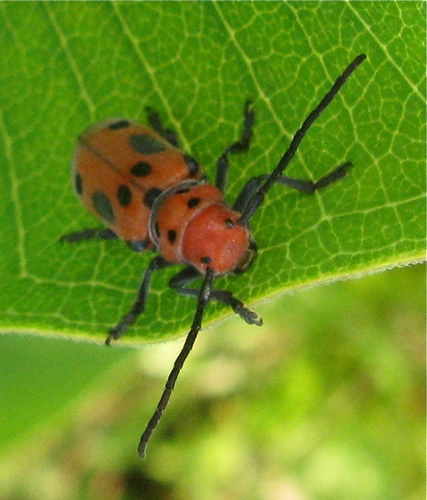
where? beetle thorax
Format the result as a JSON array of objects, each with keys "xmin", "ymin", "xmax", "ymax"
[{"xmin": 149, "ymin": 182, "xmax": 255, "ymax": 275}]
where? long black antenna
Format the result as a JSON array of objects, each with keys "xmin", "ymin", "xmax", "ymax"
[
  {"xmin": 138, "ymin": 267, "xmax": 214, "ymax": 459},
  {"xmin": 238, "ymin": 54, "xmax": 367, "ymax": 226}
]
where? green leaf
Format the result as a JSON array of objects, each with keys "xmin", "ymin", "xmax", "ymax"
[{"xmin": 0, "ymin": 2, "xmax": 425, "ymax": 344}]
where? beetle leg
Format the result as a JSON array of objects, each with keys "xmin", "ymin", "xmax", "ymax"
[
  {"xmin": 146, "ymin": 106, "xmax": 180, "ymax": 147},
  {"xmin": 215, "ymin": 100, "xmax": 255, "ymax": 193},
  {"xmin": 106, "ymin": 256, "xmax": 172, "ymax": 345},
  {"xmin": 170, "ymin": 266, "xmax": 262, "ymax": 326},
  {"xmin": 59, "ymin": 228, "xmax": 118, "ymax": 243}
]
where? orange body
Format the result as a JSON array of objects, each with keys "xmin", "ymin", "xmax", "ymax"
[
  {"xmin": 72, "ymin": 118, "xmax": 252, "ymax": 275},
  {"xmin": 72, "ymin": 119, "xmax": 203, "ymax": 246}
]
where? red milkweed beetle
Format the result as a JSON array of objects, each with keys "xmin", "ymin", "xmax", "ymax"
[{"xmin": 61, "ymin": 54, "xmax": 367, "ymax": 458}]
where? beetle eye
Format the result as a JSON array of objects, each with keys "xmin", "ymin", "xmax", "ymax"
[
  {"xmin": 225, "ymin": 218, "xmax": 234, "ymax": 228},
  {"xmin": 234, "ymin": 237, "xmax": 257, "ymax": 274}
]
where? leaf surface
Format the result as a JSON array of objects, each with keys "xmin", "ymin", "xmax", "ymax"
[{"xmin": 0, "ymin": 2, "xmax": 425, "ymax": 343}]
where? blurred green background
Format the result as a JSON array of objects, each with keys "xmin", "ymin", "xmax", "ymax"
[
  {"xmin": 0, "ymin": 2, "xmax": 424, "ymax": 499},
  {"xmin": 0, "ymin": 264, "xmax": 424, "ymax": 500}
]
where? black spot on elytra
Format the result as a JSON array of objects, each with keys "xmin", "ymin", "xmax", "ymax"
[
  {"xmin": 187, "ymin": 197, "xmax": 201, "ymax": 209},
  {"xmin": 109, "ymin": 120, "xmax": 131, "ymax": 130},
  {"xmin": 200, "ymin": 256, "xmax": 211, "ymax": 264},
  {"xmin": 92, "ymin": 191, "xmax": 114, "ymax": 224},
  {"xmin": 144, "ymin": 187, "xmax": 162, "ymax": 208},
  {"xmin": 184, "ymin": 155, "xmax": 199, "ymax": 176},
  {"xmin": 130, "ymin": 161, "xmax": 152, "ymax": 177},
  {"xmin": 117, "ymin": 185, "xmax": 132, "ymax": 207},
  {"xmin": 225, "ymin": 218, "xmax": 234, "ymax": 228},
  {"xmin": 167, "ymin": 230, "xmax": 176, "ymax": 244},
  {"xmin": 130, "ymin": 134, "xmax": 166, "ymax": 154},
  {"xmin": 74, "ymin": 172, "xmax": 83, "ymax": 195}
]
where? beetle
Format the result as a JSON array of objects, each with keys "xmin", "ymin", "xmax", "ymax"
[{"xmin": 61, "ymin": 54, "xmax": 367, "ymax": 457}]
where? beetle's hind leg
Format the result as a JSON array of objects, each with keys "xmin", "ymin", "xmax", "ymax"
[
  {"xmin": 215, "ymin": 100, "xmax": 255, "ymax": 193},
  {"xmin": 146, "ymin": 107, "xmax": 180, "ymax": 148}
]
